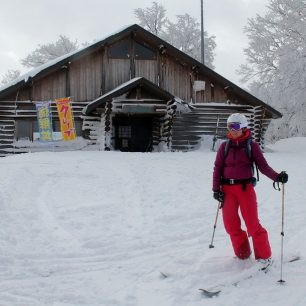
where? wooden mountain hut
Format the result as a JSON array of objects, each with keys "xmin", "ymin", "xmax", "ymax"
[{"xmin": 0, "ymin": 24, "xmax": 281, "ymax": 155}]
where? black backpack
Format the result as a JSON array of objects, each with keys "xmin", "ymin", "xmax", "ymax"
[{"xmin": 223, "ymin": 138, "xmax": 259, "ymax": 182}]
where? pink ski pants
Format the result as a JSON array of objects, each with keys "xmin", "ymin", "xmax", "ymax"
[{"xmin": 222, "ymin": 183, "xmax": 272, "ymax": 260}]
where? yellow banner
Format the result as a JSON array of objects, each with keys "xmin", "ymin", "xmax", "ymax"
[{"xmin": 55, "ymin": 97, "xmax": 76, "ymax": 141}]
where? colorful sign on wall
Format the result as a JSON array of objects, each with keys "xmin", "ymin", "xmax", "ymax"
[
  {"xmin": 55, "ymin": 97, "xmax": 76, "ymax": 141},
  {"xmin": 35, "ymin": 101, "xmax": 53, "ymax": 141}
]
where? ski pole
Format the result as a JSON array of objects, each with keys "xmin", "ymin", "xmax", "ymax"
[
  {"xmin": 209, "ymin": 202, "xmax": 221, "ymax": 248},
  {"xmin": 278, "ymin": 182, "xmax": 285, "ymax": 283}
]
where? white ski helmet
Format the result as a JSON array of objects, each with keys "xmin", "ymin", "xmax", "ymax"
[{"xmin": 227, "ymin": 113, "xmax": 248, "ymax": 128}]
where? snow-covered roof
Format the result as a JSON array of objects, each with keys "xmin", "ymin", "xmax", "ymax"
[
  {"xmin": 0, "ymin": 52, "xmax": 78, "ymax": 92},
  {"xmin": 0, "ymin": 24, "xmax": 135, "ymax": 93}
]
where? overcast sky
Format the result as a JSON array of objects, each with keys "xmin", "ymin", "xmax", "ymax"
[{"xmin": 0, "ymin": 0, "xmax": 269, "ymax": 87}]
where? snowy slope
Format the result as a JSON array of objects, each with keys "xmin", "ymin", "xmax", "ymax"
[{"xmin": 0, "ymin": 137, "xmax": 305, "ymax": 306}]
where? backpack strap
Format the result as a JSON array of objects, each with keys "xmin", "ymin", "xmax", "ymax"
[
  {"xmin": 224, "ymin": 139, "xmax": 231, "ymax": 159},
  {"xmin": 246, "ymin": 138, "xmax": 252, "ymax": 159},
  {"xmin": 245, "ymin": 138, "xmax": 259, "ymax": 181}
]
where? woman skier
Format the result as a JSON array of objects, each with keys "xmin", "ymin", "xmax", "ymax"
[{"xmin": 212, "ymin": 113, "xmax": 288, "ymax": 267}]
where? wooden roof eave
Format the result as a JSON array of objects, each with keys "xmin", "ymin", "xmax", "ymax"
[
  {"xmin": 83, "ymin": 77, "xmax": 174, "ymax": 115},
  {"xmin": 227, "ymin": 86, "xmax": 282, "ymax": 119}
]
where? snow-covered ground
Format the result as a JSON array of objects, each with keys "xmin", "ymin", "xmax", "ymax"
[{"xmin": 0, "ymin": 137, "xmax": 305, "ymax": 306}]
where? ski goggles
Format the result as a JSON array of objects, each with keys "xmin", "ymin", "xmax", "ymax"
[{"xmin": 227, "ymin": 122, "xmax": 242, "ymax": 131}]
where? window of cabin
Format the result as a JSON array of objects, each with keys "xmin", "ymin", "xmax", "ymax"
[
  {"xmin": 135, "ymin": 42, "xmax": 156, "ymax": 60},
  {"xmin": 108, "ymin": 39, "xmax": 130, "ymax": 59},
  {"xmin": 118, "ymin": 125, "xmax": 132, "ymax": 138}
]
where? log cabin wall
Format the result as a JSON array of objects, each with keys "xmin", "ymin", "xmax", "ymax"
[{"xmin": 0, "ymin": 24, "xmax": 281, "ymax": 155}]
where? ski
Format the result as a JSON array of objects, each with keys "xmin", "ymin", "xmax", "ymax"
[
  {"xmin": 199, "ymin": 288, "xmax": 221, "ymax": 297},
  {"xmin": 159, "ymin": 271, "xmax": 169, "ymax": 279},
  {"xmin": 287, "ymin": 255, "xmax": 300, "ymax": 263},
  {"xmin": 199, "ymin": 255, "xmax": 300, "ymax": 298},
  {"xmin": 199, "ymin": 273, "xmax": 254, "ymax": 298}
]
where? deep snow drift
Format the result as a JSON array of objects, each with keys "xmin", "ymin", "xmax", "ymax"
[{"xmin": 0, "ymin": 137, "xmax": 305, "ymax": 306}]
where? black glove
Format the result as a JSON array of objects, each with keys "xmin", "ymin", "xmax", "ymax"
[
  {"xmin": 213, "ymin": 191, "xmax": 224, "ymax": 203},
  {"xmin": 276, "ymin": 171, "xmax": 288, "ymax": 184}
]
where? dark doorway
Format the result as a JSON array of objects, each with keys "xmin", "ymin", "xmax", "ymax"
[{"xmin": 113, "ymin": 116, "xmax": 153, "ymax": 152}]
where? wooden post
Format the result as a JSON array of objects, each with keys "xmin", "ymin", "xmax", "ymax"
[
  {"xmin": 159, "ymin": 99, "xmax": 177, "ymax": 151},
  {"xmin": 65, "ymin": 64, "xmax": 70, "ymax": 97},
  {"xmin": 201, "ymin": 0, "xmax": 205, "ymax": 64},
  {"xmin": 104, "ymin": 101, "xmax": 113, "ymax": 151}
]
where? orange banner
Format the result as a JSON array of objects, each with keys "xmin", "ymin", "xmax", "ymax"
[{"xmin": 55, "ymin": 97, "xmax": 76, "ymax": 141}]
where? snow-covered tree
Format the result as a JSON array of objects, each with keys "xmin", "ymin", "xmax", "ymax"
[
  {"xmin": 1, "ymin": 69, "xmax": 21, "ymax": 85},
  {"xmin": 134, "ymin": 2, "xmax": 216, "ymax": 68},
  {"xmin": 163, "ymin": 14, "xmax": 216, "ymax": 68},
  {"xmin": 238, "ymin": 0, "xmax": 306, "ymax": 142},
  {"xmin": 21, "ymin": 35, "xmax": 79, "ymax": 68},
  {"xmin": 134, "ymin": 1, "xmax": 167, "ymax": 36}
]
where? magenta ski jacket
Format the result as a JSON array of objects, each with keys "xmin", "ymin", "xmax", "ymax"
[{"xmin": 212, "ymin": 135, "xmax": 279, "ymax": 191}]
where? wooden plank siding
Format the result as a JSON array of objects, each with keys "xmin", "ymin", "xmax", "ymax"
[
  {"xmin": 104, "ymin": 58, "xmax": 130, "ymax": 92},
  {"xmin": 69, "ymin": 51, "xmax": 103, "ymax": 101},
  {"xmin": 213, "ymin": 83, "xmax": 228, "ymax": 102},
  {"xmin": 5, "ymin": 86, "xmax": 30, "ymax": 101},
  {"xmin": 134, "ymin": 59, "xmax": 157, "ymax": 84},
  {"xmin": 160, "ymin": 56, "xmax": 192, "ymax": 102},
  {"xmin": 32, "ymin": 70, "xmax": 67, "ymax": 100}
]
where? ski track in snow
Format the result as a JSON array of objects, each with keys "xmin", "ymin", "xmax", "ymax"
[{"xmin": 0, "ymin": 138, "xmax": 305, "ymax": 306}]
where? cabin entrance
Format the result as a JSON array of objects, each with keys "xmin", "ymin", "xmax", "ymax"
[{"xmin": 113, "ymin": 116, "xmax": 153, "ymax": 152}]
